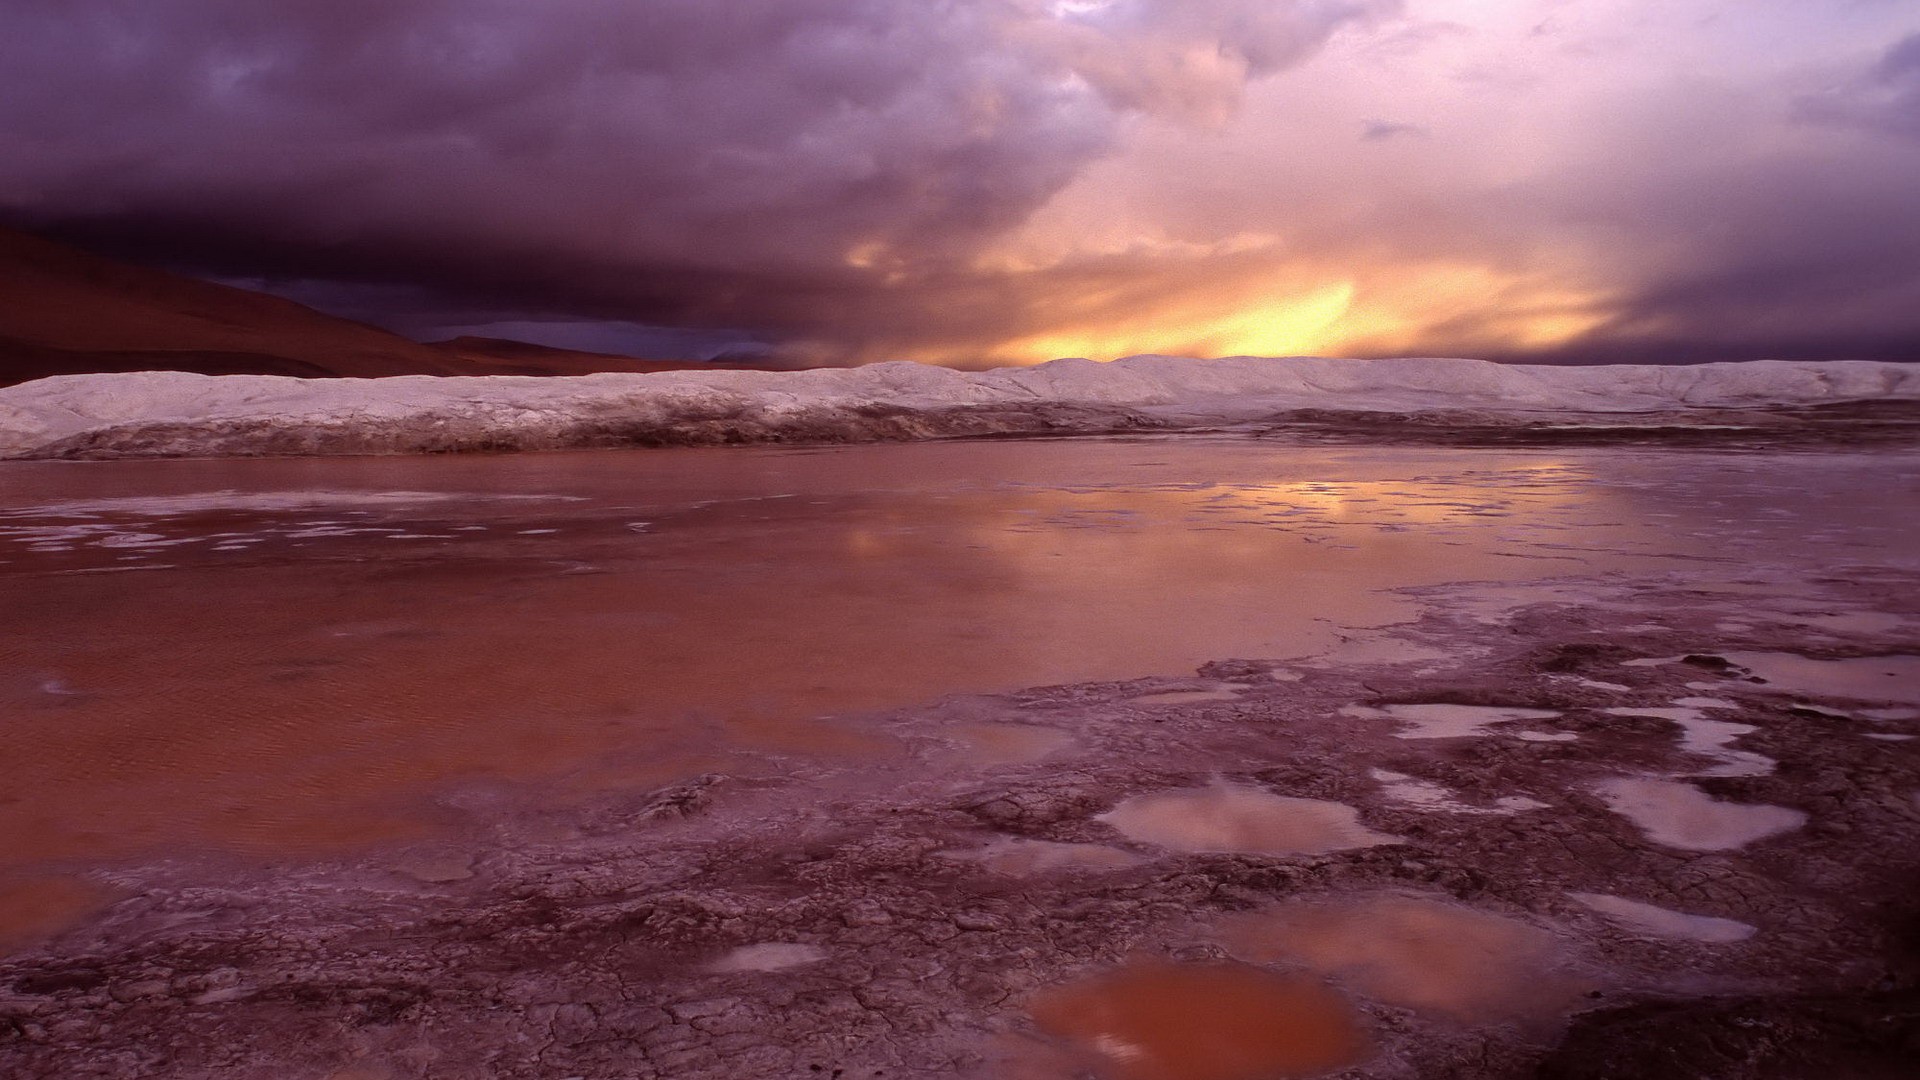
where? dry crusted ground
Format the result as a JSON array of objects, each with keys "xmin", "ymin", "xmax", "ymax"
[{"xmin": 2, "ymin": 565, "xmax": 1918, "ymax": 1079}]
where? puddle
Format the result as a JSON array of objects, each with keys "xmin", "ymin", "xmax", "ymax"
[
  {"xmin": 944, "ymin": 724, "xmax": 1077, "ymax": 766},
  {"xmin": 1604, "ymin": 707, "xmax": 1773, "ymax": 777},
  {"xmin": 1593, "ymin": 777, "xmax": 1807, "ymax": 851},
  {"xmin": 949, "ymin": 838, "xmax": 1143, "ymax": 876},
  {"xmin": 1026, "ymin": 961, "xmax": 1370, "ymax": 1080},
  {"xmin": 1219, "ymin": 895, "xmax": 1586, "ymax": 1025},
  {"xmin": 1569, "ymin": 892, "xmax": 1757, "ymax": 943},
  {"xmin": 1098, "ymin": 784, "xmax": 1396, "ymax": 856},
  {"xmin": 1721, "ymin": 652, "xmax": 1920, "ymax": 704},
  {"xmin": 705, "ymin": 942, "xmax": 827, "ymax": 973},
  {"xmin": 1343, "ymin": 703, "xmax": 1562, "ymax": 740}
]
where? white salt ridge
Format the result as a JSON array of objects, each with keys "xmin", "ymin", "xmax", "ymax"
[
  {"xmin": 1722, "ymin": 651, "xmax": 1920, "ymax": 705},
  {"xmin": 1569, "ymin": 893, "xmax": 1757, "ymax": 943},
  {"xmin": 3, "ymin": 355, "xmax": 1914, "ymax": 459}
]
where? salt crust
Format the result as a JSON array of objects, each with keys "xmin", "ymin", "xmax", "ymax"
[{"xmin": 2, "ymin": 355, "xmax": 1914, "ymax": 459}]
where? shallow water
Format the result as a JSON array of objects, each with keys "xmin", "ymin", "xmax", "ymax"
[
  {"xmin": 1593, "ymin": 777, "xmax": 1807, "ymax": 851},
  {"xmin": 1219, "ymin": 895, "xmax": 1585, "ymax": 1026},
  {"xmin": 1723, "ymin": 652, "xmax": 1920, "ymax": 705},
  {"xmin": 1026, "ymin": 961, "xmax": 1371, "ymax": 1080},
  {"xmin": 0, "ymin": 440, "xmax": 1913, "ymax": 884},
  {"xmin": 1097, "ymin": 785, "xmax": 1396, "ymax": 856}
]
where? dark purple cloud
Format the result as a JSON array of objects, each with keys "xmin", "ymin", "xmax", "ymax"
[
  {"xmin": 0, "ymin": 0, "xmax": 1915, "ymax": 365},
  {"xmin": 0, "ymin": 0, "xmax": 1389, "ymax": 357},
  {"xmin": 1796, "ymin": 31, "xmax": 1920, "ymax": 142}
]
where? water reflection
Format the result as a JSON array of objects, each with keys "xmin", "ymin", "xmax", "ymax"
[
  {"xmin": 1219, "ymin": 895, "xmax": 1586, "ymax": 1026},
  {"xmin": 1026, "ymin": 961, "xmax": 1370, "ymax": 1080},
  {"xmin": 3, "ymin": 439, "xmax": 1898, "ymax": 881},
  {"xmin": 1098, "ymin": 785, "xmax": 1396, "ymax": 856}
]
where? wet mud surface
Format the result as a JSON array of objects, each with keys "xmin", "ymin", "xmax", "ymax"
[{"xmin": 2, "ymin": 440, "xmax": 1918, "ymax": 1078}]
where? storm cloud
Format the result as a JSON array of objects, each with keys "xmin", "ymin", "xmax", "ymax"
[{"xmin": 0, "ymin": 0, "xmax": 1916, "ymax": 365}]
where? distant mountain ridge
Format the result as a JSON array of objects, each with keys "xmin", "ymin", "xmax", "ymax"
[
  {"xmin": 0, "ymin": 227, "xmax": 766, "ymax": 387},
  {"xmin": 425, "ymin": 336, "xmax": 779, "ymax": 376}
]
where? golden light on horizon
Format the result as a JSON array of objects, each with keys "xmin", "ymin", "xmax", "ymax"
[{"xmin": 894, "ymin": 254, "xmax": 1621, "ymax": 366}]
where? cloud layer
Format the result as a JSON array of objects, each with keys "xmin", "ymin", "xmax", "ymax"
[{"xmin": 1, "ymin": 0, "xmax": 1915, "ymax": 364}]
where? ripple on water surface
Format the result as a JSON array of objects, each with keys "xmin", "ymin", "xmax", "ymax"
[{"xmin": 1026, "ymin": 961, "xmax": 1370, "ymax": 1080}]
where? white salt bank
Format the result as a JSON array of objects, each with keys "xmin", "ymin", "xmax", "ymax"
[
  {"xmin": 1593, "ymin": 777, "xmax": 1806, "ymax": 851},
  {"xmin": 6, "ymin": 355, "xmax": 1914, "ymax": 460},
  {"xmin": 1570, "ymin": 892, "xmax": 1757, "ymax": 943}
]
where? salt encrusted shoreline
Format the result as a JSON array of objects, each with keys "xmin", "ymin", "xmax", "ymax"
[{"xmin": 2, "ymin": 355, "xmax": 1916, "ymax": 459}]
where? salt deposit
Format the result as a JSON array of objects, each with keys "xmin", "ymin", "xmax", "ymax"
[{"xmin": 2, "ymin": 354, "xmax": 1914, "ymax": 459}]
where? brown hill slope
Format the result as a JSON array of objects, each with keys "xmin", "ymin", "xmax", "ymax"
[
  {"xmin": 427, "ymin": 336, "xmax": 781, "ymax": 376},
  {"xmin": 0, "ymin": 227, "xmax": 466, "ymax": 387}
]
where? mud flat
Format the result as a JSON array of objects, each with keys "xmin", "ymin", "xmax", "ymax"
[{"xmin": 1, "ymin": 438, "xmax": 1917, "ymax": 1079}]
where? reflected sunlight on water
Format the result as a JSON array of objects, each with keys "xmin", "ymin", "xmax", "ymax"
[{"xmin": 4, "ymin": 438, "xmax": 1893, "ymax": 885}]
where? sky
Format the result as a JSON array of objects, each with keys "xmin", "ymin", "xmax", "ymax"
[{"xmin": 1, "ymin": 0, "xmax": 1916, "ymax": 366}]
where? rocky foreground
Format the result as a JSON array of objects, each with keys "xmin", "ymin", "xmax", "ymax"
[
  {"xmin": 3, "ymin": 355, "xmax": 1917, "ymax": 459},
  {"xmin": 3, "ymin": 564, "xmax": 1916, "ymax": 1079}
]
